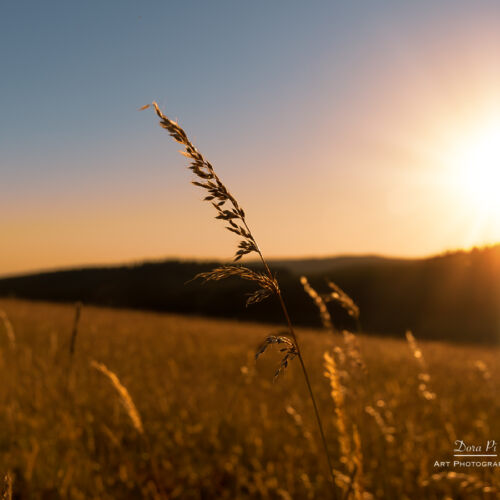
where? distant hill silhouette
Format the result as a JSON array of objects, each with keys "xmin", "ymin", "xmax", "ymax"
[
  {"xmin": 265, "ymin": 255, "xmax": 414, "ymax": 275},
  {"xmin": 0, "ymin": 246, "xmax": 499, "ymax": 344}
]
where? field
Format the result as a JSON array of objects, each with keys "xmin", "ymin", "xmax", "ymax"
[{"xmin": 0, "ymin": 298, "xmax": 499, "ymax": 499}]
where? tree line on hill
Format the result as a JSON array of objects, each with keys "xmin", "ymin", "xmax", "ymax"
[{"xmin": 0, "ymin": 245, "xmax": 498, "ymax": 344}]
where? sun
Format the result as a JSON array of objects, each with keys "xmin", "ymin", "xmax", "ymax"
[
  {"xmin": 453, "ymin": 120, "xmax": 500, "ymax": 216},
  {"xmin": 439, "ymin": 115, "xmax": 500, "ymax": 246}
]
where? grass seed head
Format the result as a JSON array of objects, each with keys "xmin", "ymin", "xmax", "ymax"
[
  {"xmin": 147, "ymin": 102, "xmax": 260, "ymax": 263},
  {"xmin": 323, "ymin": 280, "xmax": 360, "ymax": 320},
  {"xmin": 91, "ymin": 360, "xmax": 144, "ymax": 435},
  {"xmin": 193, "ymin": 265, "xmax": 278, "ymax": 307},
  {"xmin": 0, "ymin": 310, "xmax": 16, "ymax": 350},
  {"xmin": 2, "ymin": 472, "xmax": 12, "ymax": 500},
  {"xmin": 255, "ymin": 335, "xmax": 298, "ymax": 379},
  {"xmin": 300, "ymin": 276, "xmax": 332, "ymax": 329}
]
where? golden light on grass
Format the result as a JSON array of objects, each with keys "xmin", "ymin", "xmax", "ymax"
[{"xmin": 0, "ymin": 298, "xmax": 498, "ymax": 497}]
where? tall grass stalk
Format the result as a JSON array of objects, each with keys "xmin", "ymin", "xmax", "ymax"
[
  {"xmin": 91, "ymin": 360, "xmax": 144, "ymax": 435},
  {"xmin": 69, "ymin": 301, "xmax": 83, "ymax": 358},
  {"xmin": 406, "ymin": 330, "xmax": 456, "ymax": 443},
  {"xmin": 0, "ymin": 310, "xmax": 16, "ymax": 350},
  {"xmin": 145, "ymin": 102, "xmax": 339, "ymax": 499},
  {"xmin": 65, "ymin": 302, "xmax": 83, "ymax": 392},
  {"xmin": 301, "ymin": 276, "xmax": 364, "ymax": 498}
]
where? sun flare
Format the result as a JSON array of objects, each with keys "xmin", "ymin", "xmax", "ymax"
[
  {"xmin": 437, "ymin": 116, "xmax": 500, "ymax": 246},
  {"xmin": 457, "ymin": 122, "xmax": 500, "ymax": 210}
]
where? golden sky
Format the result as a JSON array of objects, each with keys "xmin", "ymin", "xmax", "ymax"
[{"xmin": 2, "ymin": 2, "xmax": 500, "ymax": 276}]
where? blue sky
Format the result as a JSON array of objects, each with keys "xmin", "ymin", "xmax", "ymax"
[{"xmin": 2, "ymin": 1, "xmax": 500, "ymax": 275}]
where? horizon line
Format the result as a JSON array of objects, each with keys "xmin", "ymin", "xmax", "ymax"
[{"xmin": 1, "ymin": 243, "xmax": 499, "ymax": 280}]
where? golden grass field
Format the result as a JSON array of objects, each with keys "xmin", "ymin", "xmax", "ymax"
[{"xmin": 0, "ymin": 298, "xmax": 498, "ymax": 499}]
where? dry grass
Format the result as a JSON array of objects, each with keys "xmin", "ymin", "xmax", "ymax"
[
  {"xmin": 0, "ymin": 309, "xmax": 16, "ymax": 350},
  {"xmin": 0, "ymin": 298, "xmax": 498, "ymax": 499},
  {"xmin": 90, "ymin": 360, "xmax": 144, "ymax": 435},
  {"xmin": 2, "ymin": 472, "xmax": 12, "ymax": 500}
]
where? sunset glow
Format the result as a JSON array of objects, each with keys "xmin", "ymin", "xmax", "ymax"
[
  {"xmin": 2, "ymin": 2, "xmax": 500, "ymax": 276},
  {"xmin": 457, "ymin": 122, "xmax": 500, "ymax": 216},
  {"xmin": 443, "ymin": 117, "xmax": 500, "ymax": 241}
]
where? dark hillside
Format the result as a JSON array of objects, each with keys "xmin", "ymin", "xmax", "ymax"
[{"xmin": 0, "ymin": 246, "xmax": 499, "ymax": 344}]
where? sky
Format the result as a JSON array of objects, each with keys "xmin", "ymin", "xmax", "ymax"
[{"xmin": 2, "ymin": 1, "xmax": 500, "ymax": 276}]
